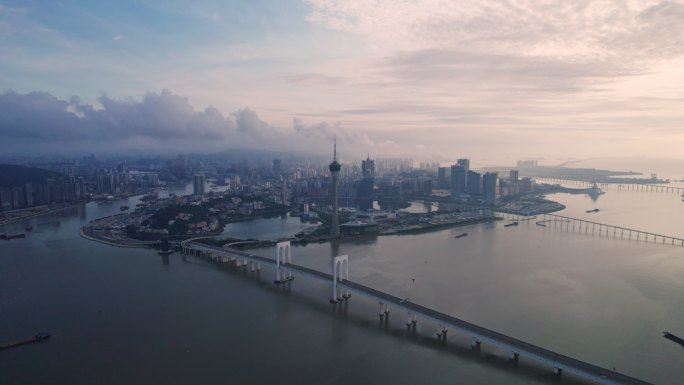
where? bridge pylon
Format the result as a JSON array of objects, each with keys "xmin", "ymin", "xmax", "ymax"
[
  {"xmin": 330, "ymin": 254, "xmax": 350, "ymax": 303},
  {"xmin": 274, "ymin": 241, "xmax": 293, "ymax": 284}
]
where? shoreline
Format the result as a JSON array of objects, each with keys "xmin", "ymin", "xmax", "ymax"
[
  {"xmin": 79, "ymin": 227, "xmax": 156, "ymax": 249},
  {"xmin": 0, "ymin": 203, "xmax": 82, "ymax": 227}
]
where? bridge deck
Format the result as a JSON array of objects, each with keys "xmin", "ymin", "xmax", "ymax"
[{"xmin": 186, "ymin": 242, "xmax": 654, "ymax": 385}]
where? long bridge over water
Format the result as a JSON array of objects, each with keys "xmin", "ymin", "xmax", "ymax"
[
  {"xmin": 180, "ymin": 239, "xmax": 654, "ymax": 385},
  {"xmin": 502, "ymin": 212, "xmax": 684, "ymax": 246},
  {"xmin": 534, "ymin": 177, "xmax": 684, "ymax": 194}
]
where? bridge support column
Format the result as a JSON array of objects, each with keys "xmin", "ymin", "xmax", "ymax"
[
  {"xmin": 331, "ymin": 254, "xmax": 349, "ymax": 303},
  {"xmin": 471, "ymin": 337, "xmax": 481, "ymax": 350},
  {"xmin": 509, "ymin": 352, "xmax": 519, "ymax": 362},
  {"xmin": 554, "ymin": 367, "xmax": 563, "ymax": 376},
  {"xmin": 275, "ymin": 241, "xmax": 293, "ymax": 284},
  {"xmin": 436, "ymin": 325, "xmax": 448, "ymax": 342},
  {"xmin": 406, "ymin": 312, "xmax": 417, "ymax": 333},
  {"xmin": 378, "ymin": 301, "xmax": 387, "ymax": 318}
]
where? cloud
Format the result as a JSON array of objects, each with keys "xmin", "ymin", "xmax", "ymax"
[
  {"xmin": 0, "ymin": 90, "xmax": 234, "ymax": 153},
  {"xmin": 306, "ymin": 0, "xmax": 684, "ymax": 89},
  {"xmin": 0, "ymin": 89, "xmax": 381, "ymax": 158},
  {"xmin": 113, "ymin": 35, "xmax": 124, "ymax": 41}
]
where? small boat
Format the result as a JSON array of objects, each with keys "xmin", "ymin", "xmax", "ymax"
[
  {"xmin": 504, "ymin": 222, "xmax": 519, "ymax": 227},
  {"xmin": 1, "ymin": 233, "xmax": 26, "ymax": 240},
  {"xmin": 120, "ymin": 205, "xmax": 129, "ymax": 211},
  {"xmin": 25, "ymin": 226, "xmax": 33, "ymax": 231},
  {"xmin": 454, "ymin": 233, "xmax": 468, "ymax": 238},
  {"xmin": 663, "ymin": 331, "xmax": 684, "ymax": 347},
  {"xmin": 586, "ymin": 208, "xmax": 600, "ymax": 213}
]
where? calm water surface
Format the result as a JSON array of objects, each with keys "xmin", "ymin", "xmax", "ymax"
[{"xmin": 1, "ymin": 185, "xmax": 683, "ymax": 384}]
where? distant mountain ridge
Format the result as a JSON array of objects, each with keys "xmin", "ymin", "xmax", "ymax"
[{"xmin": 0, "ymin": 164, "xmax": 65, "ymax": 188}]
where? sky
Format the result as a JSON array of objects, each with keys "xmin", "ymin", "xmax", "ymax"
[{"xmin": 1, "ymin": 0, "xmax": 684, "ymax": 165}]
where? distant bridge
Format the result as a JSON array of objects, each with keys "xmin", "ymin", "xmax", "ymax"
[
  {"xmin": 180, "ymin": 239, "xmax": 654, "ymax": 385},
  {"xmin": 527, "ymin": 213, "xmax": 684, "ymax": 246},
  {"xmin": 534, "ymin": 177, "xmax": 684, "ymax": 194}
]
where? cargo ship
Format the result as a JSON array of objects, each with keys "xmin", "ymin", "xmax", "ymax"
[
  {"xmin": 663, "ymin": 331, "xmax": 684, "ymax": 347},
  {"xmin": 504, "ymin": 222, "xmax": 519, "ymax": 227},
  {"xmin": 0, "ymin": 332, "xmax": 51, "ymax": 350},
  {"xmin": 586, "ymin": 208, "xmax": 600, "ymax": 213},
  {"xmin": 454, "ymin": 233, "xmax": 468, "ymax": 238}
]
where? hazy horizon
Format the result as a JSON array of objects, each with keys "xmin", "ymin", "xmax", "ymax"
[{"xmin": 2, "ymin": 1, "xmax": 684, "ymax": 163}]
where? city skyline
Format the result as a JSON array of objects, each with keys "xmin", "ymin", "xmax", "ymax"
[{"xmin": 1, "ymin": 1, "xmax": 684, "ymax": 163}]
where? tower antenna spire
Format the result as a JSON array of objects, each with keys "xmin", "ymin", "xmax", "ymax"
[{"xmin": 334, "ymin": 136, "xmax": 337, "ymax": 161}]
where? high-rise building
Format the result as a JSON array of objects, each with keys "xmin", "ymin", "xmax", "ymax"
[
  {"xmin": 193, "ymin": 174, "xmax": 206, "ymax": 196},
  {"xmin": 329, "ymin": 140, "xmax": 341, "ymax": 237},
  {"xmin": 437, "ymin": 167, "xmax": 449, "ymax": 189},
  {"xmin": 509, "ymin": 170, "xmax": 519, "ymax": 181},
  {"xmin": 483, "ymin": 172, "xmax": 498, "ymax": 204},
  {"xmin": 361, "ymin": 155, "xmax": 375, "ymax": 178},
  {"xmin": 272, "ymin": 159, "xmax": 282, "ymax": 175},
  {"xmin": 358, "ymin": 154, "xmax": 375, "ymax": 210},
  {"xmin": 467, "ymin": 170, "xmax": 482, "ymax": 195},
  {"xmin": 457, "ymin": 158, "xmax": 470, "ymax": 174},
  {"xmin": 450, "ymin": 165, "xmax": 466, "ymax": 197}
]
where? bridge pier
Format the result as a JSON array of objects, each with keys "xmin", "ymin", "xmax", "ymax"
[
  {"xmin": 554, "ymin": 367, "xmax": 563, "ymax": 376},
  {"xmin": 471, "ymin": 337, "xmax": 481, "ymax": 351},
  {"xmin": 331, "ymin": 254, "xmax": 349, "ymax": 303},
  {"xmin": 509, "ymin": 352, "xmax": 519, "ymax": 362},
  {"xmin": 379, "ymin": 301, "xmax": 387, "ymax": 318},
  {"xmin": 406, "ymin": 312, "xmax": 418, "ymax": 334},
  {"xmin": 275, "ymin": 241, "xmax": 293, "ymax": 284}
]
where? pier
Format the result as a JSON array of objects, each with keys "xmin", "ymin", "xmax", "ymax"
[{"xmin": 181, "ymin": 239, "xmax": 654, "ymax": 385}]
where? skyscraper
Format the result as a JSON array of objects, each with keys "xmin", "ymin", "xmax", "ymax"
[
  {"xmin": 361, "ymin": 155, "xmax": 375, "ymax": 178},
  {"xmin": 457, "ymin": 158, "xmax": 470, "ymax": 174},
  {"xmin": 483, "ymin": 172, "xmax": 498, "ymax": 204},
  {"xmin": 437, "ymin": 167, "xmax": 449, "ymax": 189},
  {"xmin": 358, "ymin": 154, "xmax": 375, "ymax": 210},
  {"xmin": 193, "ymin": 174, "xmax": 206, "ymax": 196},
  {"xmin": 272, "ymin": 159, "xmax": 282, "ymax": 175},
  {"xmin": 467, "ymin": 170, "xmax": 482, "ymax": 195},
  {"xmin": 329, "ymin": 140, "xmax": 341, "ymax": 237},
  {"xmin": 450, "ymin": 165, "xmax": 466, "ymax": 198}
]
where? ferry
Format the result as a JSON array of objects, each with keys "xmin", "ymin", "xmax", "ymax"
[
  {"xmin": 586, "ymin": 208, "xmax": 600, "ymax": 213},
  {"xmin": 454, "ymin": 233, "xmax": 468, "ymax": 238},
  {"xmin": 504, "ymin": 222, "xmax": 519, "ymax": 227}
]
